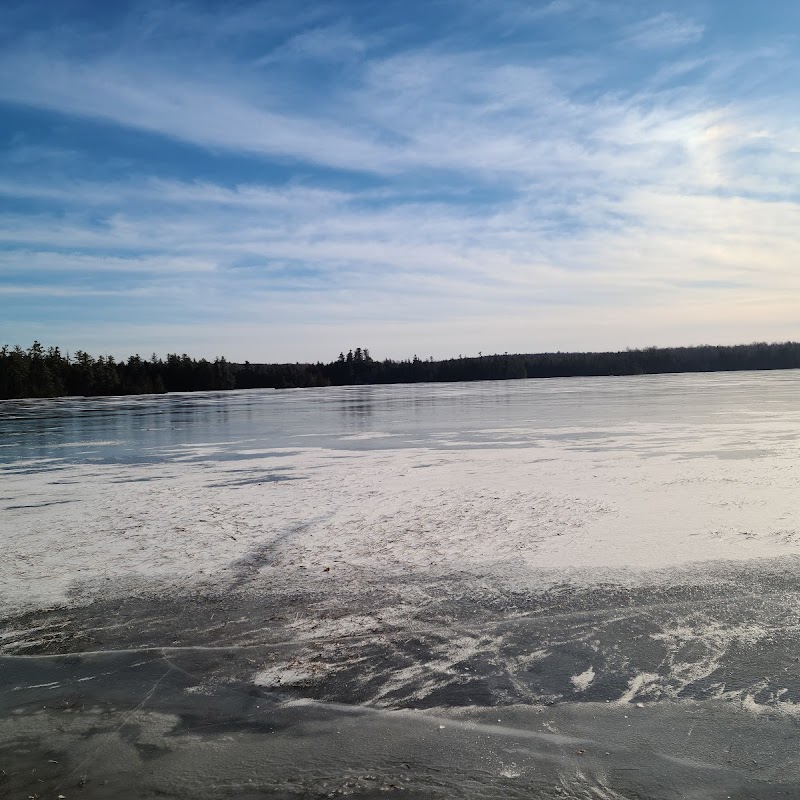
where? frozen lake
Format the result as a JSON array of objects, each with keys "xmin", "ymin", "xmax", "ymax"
[{"xmin": 3, "ymin": 371, "xmax": 800, "ymax": 798}]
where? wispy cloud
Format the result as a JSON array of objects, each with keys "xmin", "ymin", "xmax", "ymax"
[
  {"xmin": 624, "ymin": 12, "xmax": 705, "ymax": 49},
  {"xmin": 256, "ymin": 22, "xmax": 367, "ymax": 65}
]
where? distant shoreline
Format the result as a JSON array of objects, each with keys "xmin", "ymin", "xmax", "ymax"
[{"xmin": 3, "ymin": 340, "xmax": 800, "ymax": 400}]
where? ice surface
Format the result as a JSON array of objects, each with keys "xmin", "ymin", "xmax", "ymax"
[
  {"xmin": 3, "ymin": 372, "xmax": 800, "ymax": 614},
  {"xmin": 5, "ymin": 373, "xmax": 800, "ymax": 796}
]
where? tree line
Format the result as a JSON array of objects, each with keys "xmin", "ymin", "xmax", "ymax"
[
  {"xmin": 3, "ymin": 340, "xmax": 800, "ymax": 399},
  {"xmin": 0, "ymin": 343, "xmax": 234, "ymax": 399}
]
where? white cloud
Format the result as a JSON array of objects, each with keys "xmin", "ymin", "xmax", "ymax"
[
  {"xmin": 0, "ymin": 249, "xmax": 217, "ymax": 274},
  {"xmin": 4, "ymin": 3, "xmax": 800, "ymax": 359},
  {"xmin": 0, "ymin": 48, "xmax": 398, "ymax": 174},
  {"xmin": 5, "ymin": 169, "xmax": 800, "ymax": 330},
  {"xmin": 480, "ymin": 0, "xmax": 607, "ymax": 30},
  {"xmin": 624, "ymin": 12, "xmax": 704, "ymax": 49},
  {"xmin": 255, "ymin": 22, "xmax": 366, "ymax": 65},
  {"xmin": 0, "ymin": 36, "xmax": 716, "ymax": 180}
]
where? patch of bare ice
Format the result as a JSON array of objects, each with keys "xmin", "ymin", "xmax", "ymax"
[{"xmin": 647, "ymin": 620, "xmax": 773, "ymax": 700}]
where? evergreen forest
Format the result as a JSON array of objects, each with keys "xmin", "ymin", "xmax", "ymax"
[{"xmin": 3, "ymin": 340, "xmax": 800, "ymax": 400}]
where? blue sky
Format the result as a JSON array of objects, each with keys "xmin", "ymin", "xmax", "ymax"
[{"xmin": 2, "ymin": 0, "xmax": 800, "ymax": 361}]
